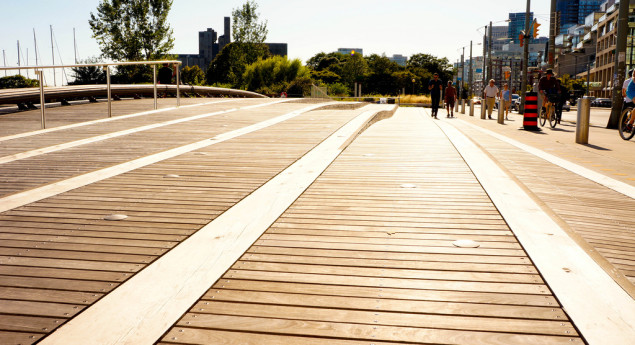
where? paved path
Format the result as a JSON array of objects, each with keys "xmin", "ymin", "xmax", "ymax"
[{"xmin": 0, "ymin": 100, "xmax": 634, "ymax": 345}]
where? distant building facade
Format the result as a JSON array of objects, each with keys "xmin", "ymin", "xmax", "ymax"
[
  {"xmin": 508, "ymin": 12, "xmax": 534, "ymax": 43},
  {"xmin": 337, "ymin": 48, "xmax": 363, "ymax": 56},
  {"xmin": 389, "ymin": 54, "xmax": 407, "ymax": 66},
  {"xmin": 178, "ymin": 16, "xmax": 288, "ymax": 72},
  {"xmin": 492, "ymin": 25, "xmax": 510, "ymax": 51}
]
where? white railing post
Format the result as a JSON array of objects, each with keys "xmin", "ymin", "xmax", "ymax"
[
  {"xmin": 36, "ymin": 70, "xmax": 46, "ymax": 129},
  {"xmin": 176, "ymin": 63, "xmax": 180, "ymax": 107},
  {"xmin": 153, "ymin": 64, "xmax": 158, "ymax": 110},
  {"xmin": 106, "ymin": 65, "xmax": 112, "ymax": 118}
]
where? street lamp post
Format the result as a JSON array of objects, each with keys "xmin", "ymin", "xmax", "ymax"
[
  {"xmin": 520, "ymin": 0, "xmax": 531, "ymax": 114},
  {"xmin": 412, "ymin": 78, "xmax": 415, "ymax": 95}
]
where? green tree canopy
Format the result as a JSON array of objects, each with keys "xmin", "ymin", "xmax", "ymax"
[
  {"xmin": 181, "ymin": 65, "xmax": 205, "ymax": 86},
  {"xmin": 206, "ymin": 42, "xmax": 270, "ymax": 86},
  {"xmin": 89, "ymin": 0, "xmax": 175, "ymax": 61},
  {"xmin": 232, "ymin": 0, "xmax": 268, "ymax": 44},
  {"xmin": 69, "ymin": 57, "xmax": 106, "ymax": 85},
  {"xmin": 242, "ymin": 56, "xmax": 309, "ymax": 95}
]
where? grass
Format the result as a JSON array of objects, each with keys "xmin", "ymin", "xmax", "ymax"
[{"xmin": 399, "ymin": 95, "xmax": 431, "ymax": 104}]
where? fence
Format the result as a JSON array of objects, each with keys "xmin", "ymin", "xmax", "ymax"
[{"xmin": 0, "ymin": 60, "xmax": 182, "ymax": 129}]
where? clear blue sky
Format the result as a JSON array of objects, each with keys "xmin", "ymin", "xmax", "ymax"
[{"xmin": 1, "ymin": 0, "xmax": 551, "ymax": 74}]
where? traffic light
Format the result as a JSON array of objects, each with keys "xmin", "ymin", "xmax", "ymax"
[
  {"xmin": 519, "ymin": 32, "xmax": 525, "ymax": 47},
  {"xmin": 533, "ymin": 20, "xmax": 541, "ymax": 38}
]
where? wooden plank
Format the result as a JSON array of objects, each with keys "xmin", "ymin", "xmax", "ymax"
[
  {"xmin": 201, "ymin": 289, "xmax": 564, "ymax": 320},
  {"xmin": 0, "ymin": 287, "xmax": 102, "ymax": 304},
  {"xmin": 173, "ymin": 314, "xmax": 583, "ymax": 345},
  {"xmin": 211, "ymin": 279, "xmax": 558, "ymax": 306},
  {"xmin": 0, "ymin": 299, "xmax": 84, "ymax": 318},
  {"xmin": 0, "ymin": 331, "xmax": 44, "ymax": 345},
  {"xmin": 0, "ymin": 315, "xmax": 63, "ymax": 334},
  {"xmin": 230, "ymin": 261, "xmax": 543, "ymax": 284}
]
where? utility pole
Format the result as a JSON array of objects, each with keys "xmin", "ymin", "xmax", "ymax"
[
  {"xmin": 488, "ymin": 22, "xmax": 493, "ymax": 82},
  {"xmin": 608, "ymin": 0, "xmax": 631, "ymax": 129},
  {"xmin": 548, "ymin": 0, "xmax": 556, "ymax": 68},
  {"xmin": 460, "ymin": 47, "xmax": 465, "ymax": 99},
  {"xmin": 469, "ymin": 41, "xmax": 473, "ymax": 98},
  {"xmin": 520, "ymin": 0, "xmax": 531, "ymax": 114},
  {"xmin": 482, "ymin": 26, "xmax": 487, "ymax": 97}
]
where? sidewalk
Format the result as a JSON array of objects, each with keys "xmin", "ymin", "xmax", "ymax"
[{"xmin": 465, "ymin": 104, "xmax": 635, "ymax": 187}]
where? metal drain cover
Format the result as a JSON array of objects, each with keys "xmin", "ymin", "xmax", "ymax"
[
  {"xmin": 452, "ymin": 240, "xmax": 480, "ymax": 248},
  {"xmin": 104, "ymin": 214, "xmax": 128, "ymax": 221}
]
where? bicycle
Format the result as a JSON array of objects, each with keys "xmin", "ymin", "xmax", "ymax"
[
  {"xmin": 619, "ymin": 106, "xmax": 635, "ymax": 140},
  {"xmin": 539, "ymin": 94, "xmax": 558, "ymax": 128}
]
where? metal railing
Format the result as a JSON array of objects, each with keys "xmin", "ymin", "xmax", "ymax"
[{"xmin": 0, "ymin": 60, "xmax": 182, "ymax": 129}]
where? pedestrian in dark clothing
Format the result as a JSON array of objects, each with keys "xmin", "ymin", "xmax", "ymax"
[
  {"xmin": 445, "ymin": 81, "xmax": 456, "ymax": 117},
  {"xmin": 158, "ymin": 64, "xmax": 174, "ymax": 85},
  {"xmin": 428, "ymin": 73, "xmax": 443, "ymax": 118}
]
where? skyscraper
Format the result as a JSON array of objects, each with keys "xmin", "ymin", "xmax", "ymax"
[
  {"xmin": 508, "ymin": 12, "xmax": 534, "ymax": 43},
  {"xmin": 557, "ymin": 0, "xmax": 603, "ymax": 34}
]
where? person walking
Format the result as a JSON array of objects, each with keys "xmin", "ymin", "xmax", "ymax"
[
  {"xmin": 428, "ymin": 73, "xmax": 443, "ymax": 118},
  {"xmin": 445, "ymin": 81, "xmax": 457, "ymax": 117},
  {"xmin": 483, "ymin": 79, "xmax": 499, "ymax": 119},
  {"xmin": 501, "ymin": 83, "xmax": 511, "ymax": 120}
]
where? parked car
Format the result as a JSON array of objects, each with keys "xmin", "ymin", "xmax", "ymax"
[
  {"xmin": 592, "ymin": 98, "xmax": 612, "ymax": 107},
  {"xmin": 511, "ymin": 94, "xmax": 520, "ymax": 111}
]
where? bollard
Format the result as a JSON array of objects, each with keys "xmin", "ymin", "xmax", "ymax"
[
  {"xmin": 461, "ymin": 99, "xmax": 466, "ymax": 114},
  {"xmin": 576, "ymin": 97, "xmax": 591, "ymax": 144},
  {"xmin": 498, "ymin": 99, "xmax": 505, "ymax": 124},
  {"xmin": 523, "ymin": 92, "xmax": 539, "ymax": 130},
  {"xmin": 455, "ymin": 101, "xmax": 459, "ymax": 112},
  {"xmin": 469, "ymin": 100, "xmax": 475, "ymax": 116},
  {"xmin": 481, "ymin": 99, "xmax": 486, "ymax": 119}
]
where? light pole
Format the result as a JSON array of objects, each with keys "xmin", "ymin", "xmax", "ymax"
[
  {"xmin": 412, "ymin": 78, "xmax": 415, "ymax": 95},
  {"xmin": 520, "ymin": 0, "xmax": 531, "ymax": 114}
]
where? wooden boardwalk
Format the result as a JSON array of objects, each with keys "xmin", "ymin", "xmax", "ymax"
[{"xmin": 0, "ymin": 100, "xmax": 633, "ymax": 345}]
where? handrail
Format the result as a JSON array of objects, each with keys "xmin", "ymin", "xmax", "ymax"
[{"xmin": 0, "ymin": 60, "xmax": 182, "ymax": 129}]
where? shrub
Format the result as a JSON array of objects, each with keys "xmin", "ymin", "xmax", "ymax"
[
  {"xmin": 181, "ymin": 65, "xmax": 205, "ymax": 85},
  {"xmin": 327, "ymin": 83, "xmax": 349, "ymax": 97},
  {"xmin": 0, "ymin": 75, "xmax": 39, "ymax": 89}
]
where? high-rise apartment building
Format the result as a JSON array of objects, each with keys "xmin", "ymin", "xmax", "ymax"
[
  {"xmin": 508, "ymin": 12, "xmax": 534, "ymax": 43},
  {"xmin": 557, "ymin": 0, "xmax": 603, "ymax": 34}
]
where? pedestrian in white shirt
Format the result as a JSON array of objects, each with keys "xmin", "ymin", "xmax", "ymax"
[{"xmin": 483, "ymin": 79, "xmax": 499, "ymax": 119}]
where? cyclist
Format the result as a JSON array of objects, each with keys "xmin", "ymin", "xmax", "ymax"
[
  {"xmin": 622, "ymin": 69, "xmax": 634, "ymax": 110},
  {"xmin": 538, "ymin": 69, "xmax": 559, "ymax": 123},
  {"xmin": 624, "ymin": 70, "xmax": 635, "ymax": 134}
]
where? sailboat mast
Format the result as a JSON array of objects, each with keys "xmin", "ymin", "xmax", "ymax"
[
  {"xmin": 33, "ymin": 29, "xmax": 39, "ymax": 66},
  {"xmin": 73, "ymin": 28, "xmax": 78, "ymax": 64},
  {"xmin": 2, "ymin": 50, "xmax": 6, "ymax": 76},
  {"xmin": 17, "ymin": 41, "xmax": 21, "ymax": 76},
  {"xmin": 50, "ymin": 25, "xmax": 56, "ymax": 86}
]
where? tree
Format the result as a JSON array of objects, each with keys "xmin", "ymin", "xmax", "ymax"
[
  {"xmin": 340, "ymin": 53, "xmax": 368, "ymax": 89},
  {"xmin": 89, "ymin": 0, "xmax": 175, "ymax": 82},
  {"xmin": 242, "ymin": 56, "xmax": 310, "ymax": 95},
  {"xmin": 69, "ymin": 57, "xmax": 106, "ymax": 85},
  {"xmin": 232, "ymin": 0, "xmax": 268, "ymax": 44},
  {"xmin": 89, "ymin": 0, "xmax": 174, "ymax": 61},
  {"xmin": 407, "ymin": 53, "xmax": 453, "ymax": 91},
  {"xmin": 206, "ymin": 42, "xmax": 270, "ymax": 86},
  {"xmin": 181, "ymin": 65, "xmax": 205, "ymax": 85}
]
